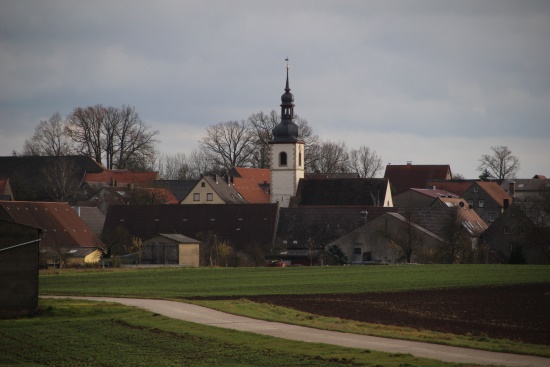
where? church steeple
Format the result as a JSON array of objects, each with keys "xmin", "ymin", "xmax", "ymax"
[
  {"xmin": 271, "ymin": 59, "xmax": 302, "ymax": 143},
  {"xmin": 269, "ymin": 59, "xmax": 305, "ymax": 208}
]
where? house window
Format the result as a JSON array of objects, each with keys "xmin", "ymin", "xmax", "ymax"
[
  {"xmin": 353, "ymin": 248, "xmax": 361, "ymax": 255},
  {"xmin": 478, "ymin": 199, "xmax": 484, "ymax": 208},
  {"xmin": 503, "ymin": 226, "xmax": 509, "ymax": 234},
  {"xmin": 489, "ymin": 213, "xmax": 495, "ymax": 222},
  {"xmin": 299, "ymin": 151, "xmax": 302, "ymax": 166},
  {"xmin": 201, "ymin": 182, "xmax": 205, "ymax": 187},
  {"xmin": 193, "ymin": 193, "xmax": 200, "ymax": 201},
  {"xmin": 363, "ymin": 252, "xmax": 372, "ymax": 262},
  {"xmin": 279, "ymin": 152, "xmax": 287, "ymax": 166},
  {"xmin": 473, "ymin": 187, "xmax": 478, "ymax": 193},
  {"xmin": 468, "ymin": 200, "xmax": 473, "ymax": 207},
  {"xmin": 520, "ymin": 227, "xmax": 525, "ymax": 235},
  {"xmin": 206, "ymin": 193, "xmax": 213, "ymax": 201}
]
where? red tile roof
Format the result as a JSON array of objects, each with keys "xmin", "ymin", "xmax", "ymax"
[
  {"xmin": 0, "ymin": 201, "xmax": 104, "ymax": 249},
  {"xmin": 232, "ymin": 177, "xmax": 269, "ymax": 203},
  {"xmin": 426, "ymin": 180, "xmax": 475, "ymax": 196},
  {"xmin": 230, "ymin": 167, "xmax": 270, "ymax": 185},
  {"xmin": 84, "ymin": 170, "xmax": 158, "ymax": 185},
  {"xmin": 475, "ymin": 181, "xmax": 513, "ymax": 207},
  {"xmin": 384, "ymin": 164, "xmax": 452, "ymax": 194}
]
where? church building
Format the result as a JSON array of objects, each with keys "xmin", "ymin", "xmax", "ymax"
[{"xmin": 269, "ymin": 63, "xmax": 304, "ymax": 207}]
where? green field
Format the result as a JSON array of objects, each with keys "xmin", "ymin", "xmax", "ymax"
[
  {"xmin": 39, "ymin": 264, "xmax": 550, "ymax": 298},
  {"xmin": 8, "ymin": 264, "xmax": 545, "ymax": 366},
  {"xmin": 1, "ymin": 298, "xmax": 480, "ymax": 367}
]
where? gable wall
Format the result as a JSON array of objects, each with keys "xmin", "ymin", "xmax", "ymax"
[{"xmin": 181, "ymin": 178, "xmax": 226, "ymax": 204}]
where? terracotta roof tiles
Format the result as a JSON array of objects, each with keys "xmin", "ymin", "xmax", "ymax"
[{"xmin": 0, "ymin": 201, "xmax": 103, "ymax": 249}]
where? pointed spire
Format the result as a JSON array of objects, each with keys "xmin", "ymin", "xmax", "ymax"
[
  {"xmin": 285, "ymin": 57, "xmax": 290, "ymax": 92},
  {"xmin": 271, "ymin": 58, "xmax": 301, "ymax": 143}
]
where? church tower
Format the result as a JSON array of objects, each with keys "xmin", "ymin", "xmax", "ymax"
[{"xmin": 269, "ymin": 61, "xmax": 304, "ymax": 207}]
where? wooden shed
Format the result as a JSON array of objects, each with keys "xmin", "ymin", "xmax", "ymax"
[{"xmin": 143, "ymin": 233, "xmax": 200, "ymax": 267}]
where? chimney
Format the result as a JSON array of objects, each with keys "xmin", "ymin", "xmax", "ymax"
[
  {"xmin": 509, "ymin": 181, "xmax": 515, "ymax": 197},
  {"xmin": 360, "ymin": 210, "xmax": 368, "ymax": 225}
]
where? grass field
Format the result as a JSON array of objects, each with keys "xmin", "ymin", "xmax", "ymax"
[
  {"xmin": 27, "ymin": 264, "xmax": 549, "ymax": 366},
  {"xmin": 0, "ymin": 298, "xmax": 484, "ymax": 367},
  {"xmin": 39, "ymin": 264, "xmax": 550, "ymax": 298}
]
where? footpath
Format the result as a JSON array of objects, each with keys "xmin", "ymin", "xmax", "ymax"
[{"xmin": 45, "ymin": 296, "xmax": 549, "ymax": 367}]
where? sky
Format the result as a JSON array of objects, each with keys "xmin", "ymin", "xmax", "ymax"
[{"xmin": 1, "ymin": 0, "xmax": 549, "ymax": 179}]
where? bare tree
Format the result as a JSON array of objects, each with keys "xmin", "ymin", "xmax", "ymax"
[
  {"xmin": 66, "ymin": 105, "xmax": 158, "ymax": 169},
  {"xmin": 157, "ymin": 153, "xmax": 192, "ymax": 180},
  {"xmin": 66, "ymin": 105, "xmax": 105, "ymax": 163},
  {"xmin": 349, "ymin": 146, "xmax": 383, "ymax": 178},
  {"xmin": 114, "ymin": 105, "xmax": 159, "ymax": 170},
  {"xmin": 23, "ymin": 112, "xmax": 75, "ymax": 156},
  {"xmin": 199, "ymin": 120, "xmax": 256, "ymax": 173},
  {"xmin": 307, "ymin": 140, "xmax": 350, "ymax": 174},
  {"xmin": 477, "ymin": 146, "xmax": 520, "ymax": 180},
  {"xmin": 40, "ymin": 157, "xmax": 81, "ymax": 202},
  {"xmin": 248, "ymin": 110, "xmax": 280, "ymax": 168}
]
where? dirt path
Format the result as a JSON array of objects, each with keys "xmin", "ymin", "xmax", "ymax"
[{"xmin": 44, "ymin": 296, "xmax": 550, "ymax": 367}]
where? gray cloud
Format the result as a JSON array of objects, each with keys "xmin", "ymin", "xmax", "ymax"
[{"xmin": 1, "ymin": 0, "xmax": 549, "ymax": 177}]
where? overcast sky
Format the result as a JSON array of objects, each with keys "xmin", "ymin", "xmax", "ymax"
[{"xmin": 1, "ymin": 0, "xmax": 549, "ymax": 178}]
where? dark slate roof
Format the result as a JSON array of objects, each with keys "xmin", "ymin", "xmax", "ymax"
[
  {"xmin": 276, "ymin": 206, "xmax": 397, "ymax": 247},
  {"xmin": 294, "ymin": 178, "xmax": 389, "ymax": 206},
  {"xmin": 399, "ymin": 206, "xmax": 487, "ymax": 238},
  {"xmin": 205, "ymin": 176, "xmax": 248, "ymax": 204},
  {"xmin": 501, "ymin": 178, "xmax": 550, "ymax": 194},
  {"xmin": 384, "ymin": 164, "xmax": 452, "ymax": 194},
  {"xmin": 426, "ymin": 180, "xmax": 475, "ymax": 196},
  {"xmin": 151, "ymin": 180, "xmax": 200, "ymax": 201},
  {"xmin": 157, "ymin": 233, "xmax": 200, "ymax": 243},
  {"xmin": 0, "ymin": 155, "xmax": 104, "ymax": 201},
  {"xmin": 72, "ymin": 206, "xmax": 106, "ymax": 237},
  {"xmin": 103, "ymin": 204, "xmax": 278, "ymax": 251},
  {"xmin": 0, "ymin": 201, "xmax": 104, "ymax": 249}
]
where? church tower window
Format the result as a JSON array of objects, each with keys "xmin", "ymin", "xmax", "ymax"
[{"xmin": 279, "ymin": 152, "xmax": 287, "ymax": 166}]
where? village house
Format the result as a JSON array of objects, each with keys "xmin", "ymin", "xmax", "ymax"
[
  {"xmin": 180, "ymin": 175, "xmax": 247, "ymax": 204},
  {"xmin": 461, "ymin": 181, "xmax": 513, "ymax": 224},
  {"xmin": 0, "ymin": 178, "xmax": 14, "ymax": 201},
  {"xmin": 327, "ymin": 202, "xmax": 487, "ymax": 264},
  {"xmin": 393, "ymin": 188, "xmax": 459, "ymax": 208},
  {"xmin": 501, "ymin": 176, "xmax": 550, "ymax": 201},
  {"xmin": 384, "ymin": 162, "xmax": 452, "ymax": 195}
]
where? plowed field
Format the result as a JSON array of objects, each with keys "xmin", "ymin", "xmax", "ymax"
[{"xmin": 204, "ymin": 283, "xmax": 550, "ymax": 345}]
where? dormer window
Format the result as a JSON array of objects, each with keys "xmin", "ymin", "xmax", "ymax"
[{"xmin": 279, "ymin": 152, "xmax": 287, "ymax": 166}]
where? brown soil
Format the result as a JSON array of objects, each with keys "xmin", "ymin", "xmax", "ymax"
[{"xmin": 196, "ymin": 283, "xmax": 550, "ymax": 345}]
